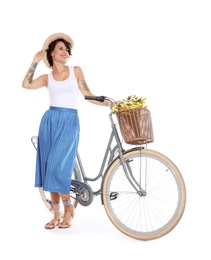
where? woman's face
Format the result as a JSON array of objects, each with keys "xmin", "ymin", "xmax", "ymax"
[{"xmin": 51, "ymin": 41, "xmax": 70, "ymax": 65}]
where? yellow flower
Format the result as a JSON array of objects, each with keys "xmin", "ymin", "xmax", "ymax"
[{"xmin": 113, "ymin": 95, "xmax": 148, "ymax": 113}]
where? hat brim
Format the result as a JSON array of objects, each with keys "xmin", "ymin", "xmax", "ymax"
[{"xmin": 42, "ymin": 33, "xmax": 74, "ymax": 68}]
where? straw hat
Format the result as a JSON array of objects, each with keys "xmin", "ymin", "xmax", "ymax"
[{"xmin": 42, "ymin": 32, "xmax": 74, "ymax": 68}]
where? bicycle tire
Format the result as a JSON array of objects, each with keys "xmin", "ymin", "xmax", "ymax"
[{"xmin": 102, "ymin": 148, "xmax": 186, "ymax": 240}]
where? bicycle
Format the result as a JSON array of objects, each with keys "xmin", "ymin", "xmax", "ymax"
[{"xmin": 31, "ymin": 95, "xmax": 186, "ymax": 241}]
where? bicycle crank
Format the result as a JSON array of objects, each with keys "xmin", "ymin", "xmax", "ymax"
[{"xmin": 71, "ymin": 180, "xmax": 94, "ymax": 206}]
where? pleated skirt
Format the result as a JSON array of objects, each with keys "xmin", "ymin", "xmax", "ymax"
[{"xmin": 35, "ymin": 106, "xmax": 80, "ymax": 194}]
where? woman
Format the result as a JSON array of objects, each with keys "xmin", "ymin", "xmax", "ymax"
[{"xmin": 22, "ymin": 32, "xmax": 109, "ymax": 229}]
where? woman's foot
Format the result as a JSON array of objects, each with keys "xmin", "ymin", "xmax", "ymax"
[
  {"xmin": 58, "ymin": 197, "xmax": 75, "ymax": 228},
  {"xmin": 44, "ymin": 202, "xmax": 61, "ymax": 229},
  {"xmin": 45, "ymin": 218, "xmax": 60, "ymax": 229},
  {"xmin": 58, "ymin": 206, "xmax": 75, "ymax": 228}
]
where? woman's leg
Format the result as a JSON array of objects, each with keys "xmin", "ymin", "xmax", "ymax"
[
  {"xmin": 58, "ymin": 193, "xmax": 75, "ymax": 228},
  {"xmin": 45, "ymin": 192, "xmax": 61, "ymax": 229}
]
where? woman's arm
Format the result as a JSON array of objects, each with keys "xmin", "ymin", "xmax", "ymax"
[
  {"xmin": 22, "ymin": 50, "xmax": 47, "ymax": 89},
  {"xmin": 74, "ymin": 66, "xmax": 110, "ymax": 106}
]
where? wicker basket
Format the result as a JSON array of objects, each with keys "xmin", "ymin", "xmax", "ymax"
[{"xmin": 115, "ymin": 107, "xmax": 154, "ymax": 145}]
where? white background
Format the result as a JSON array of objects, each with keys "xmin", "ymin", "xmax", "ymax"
[{"xmin": 0, "ymin": 0, "xmax": 210, "ymax": 259}]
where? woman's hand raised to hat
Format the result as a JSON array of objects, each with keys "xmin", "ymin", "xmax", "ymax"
[{"xmin": 33, "ymin": 50, "xmax": 44, "ymax": 64}]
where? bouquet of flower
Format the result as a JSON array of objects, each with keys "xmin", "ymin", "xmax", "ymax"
[{"xmin": 113, "ymin": 95, "xmax": 148, "ymax": 113}]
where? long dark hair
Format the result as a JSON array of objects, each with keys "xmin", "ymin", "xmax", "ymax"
[{"xmin": 46, "ymin": 38, "xmax": 72, "ymax": 67}]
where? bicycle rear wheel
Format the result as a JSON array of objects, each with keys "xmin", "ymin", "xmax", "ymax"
[{"xmin": 102, "ymin": 148, "xmax": 186, "ymax": 240}]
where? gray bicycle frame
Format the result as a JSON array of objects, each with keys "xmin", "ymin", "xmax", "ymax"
[{"xmin": 73, "ymin": 111, "xmax": 145, "ymax": 197}]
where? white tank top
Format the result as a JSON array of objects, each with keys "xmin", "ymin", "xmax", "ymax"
[{"xmin": 47, "ymin": 66, "xmax": 79, "ymax": 109}]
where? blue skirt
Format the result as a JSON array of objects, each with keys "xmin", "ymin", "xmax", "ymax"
[{"xmin": 35, "ymin": 106, "xmax": 80, "ymax": 194}]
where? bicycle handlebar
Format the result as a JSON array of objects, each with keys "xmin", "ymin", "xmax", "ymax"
[
  {"xmin": 85, "ymin": 95, "xmax": 116, "ymax": 104},
  {"xmin": 85, "ymin": 95, "xmax": 106, "ymax": 102}
]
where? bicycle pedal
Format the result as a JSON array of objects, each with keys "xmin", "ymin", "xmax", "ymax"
[{"xmin": 110, "ymin": 192, "xmax": 119, "ymax": 200}]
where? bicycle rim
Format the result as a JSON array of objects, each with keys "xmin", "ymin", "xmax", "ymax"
[{"xmin": 102, "ymin": 148, "xmax": 186, "ymax": 240}]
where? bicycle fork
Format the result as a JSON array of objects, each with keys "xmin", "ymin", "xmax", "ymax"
[{"xmin": 119, "ymin": 152, "xmax": 147, "ymax": 197}]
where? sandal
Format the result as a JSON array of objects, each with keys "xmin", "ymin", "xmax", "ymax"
[
  {"xmin": 45, "ymin": 218, "xmax": 60, "ymax": 229},
  {"xmin": 58, "ymin": 197, "xmax": 75, "ymax": 229},
  {"xmin": 45, "ymin": 202, "xmax": 61, "ymax": 229}
]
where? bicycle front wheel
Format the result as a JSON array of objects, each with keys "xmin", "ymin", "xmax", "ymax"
[{"xmin": 102, "ymin": 148, "xmax": 186, "ymax": 240}]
